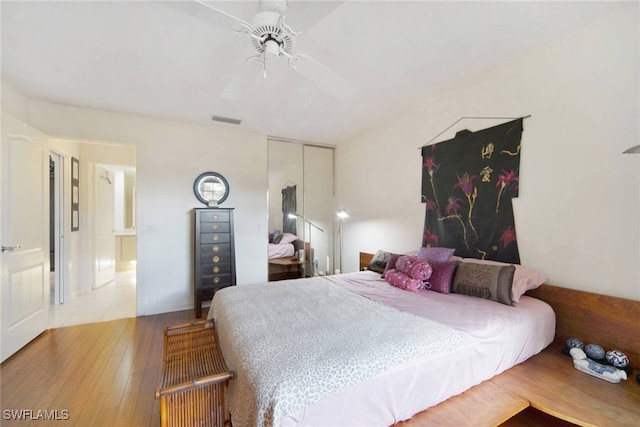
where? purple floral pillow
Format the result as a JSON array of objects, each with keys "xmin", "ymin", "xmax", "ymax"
[
  {"xmin": 423, "ymin": 261, "xmax": 459, "ymax": 294},
  {"xmin": 416, "ymin": 247, "xmax": 456, "ymax": 263},
  {"xmin": 395, "ymin": 256, "xmax": 433, "ymax": 281},
  {"xmin": 384, "ymin": 269, "xmax": 423, "ymax": 292}
]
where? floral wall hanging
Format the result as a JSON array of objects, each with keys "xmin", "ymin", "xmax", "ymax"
[
  {"xmin": 421, "ymin": 118, "xmax": 523, "ymax": 263},
  {"xmin": 282, "ymin": 185, "xmax": 297, "ymax": 235}
]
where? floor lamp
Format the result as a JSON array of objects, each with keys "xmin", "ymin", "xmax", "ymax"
[{"xmin": 336, "ymin": 209, "xmax": 349, "ymax": 274}]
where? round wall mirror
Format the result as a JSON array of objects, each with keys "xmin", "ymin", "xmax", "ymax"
[{"xmin": 193, "ymin": 172, "xmax": 229, "ymax": 206}]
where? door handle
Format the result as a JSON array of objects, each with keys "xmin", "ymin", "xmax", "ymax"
[{"xmin": 1, "ymin": 245, "xmax": 21, "ymax": 253}]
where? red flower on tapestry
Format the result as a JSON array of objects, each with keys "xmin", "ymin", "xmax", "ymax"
[
  {"xmin": 424, "ymin": 156, "xmax": 441, "ymax": 212},
  {"xmin": 496, "ymin": 169, "xmax": 519, "ymax": 213},
  {"xmin": 445, "ymin": 197, "xmax": 463, "ymax": 215},
  {"xmin": 424, "ymin": 198, "xmax": 436, "ymax": 211},
  {"xmin": 500, "ymin": 226, "xmax": 517, "ymax": 248},
  {"xmin": 423, "ymin": 227, "xmax": 439, "ymax": 247},
  {"xmin": 453, "ymin": 172, "xmax": 479, "ymax": 240},
  {"xmin": 454, "ymin": 172, "xmax": 478, "ymax": 197},
  {"xmin": 441, "ymin": 196, "xmax": 469, "ymax": 250},
  {"xmin": 496, "ymin": 169, "xmax": 518, "ymax": 190},
  {"xmin": 423, "ymin": 156, "xmax": 438, "ymax": 173}
]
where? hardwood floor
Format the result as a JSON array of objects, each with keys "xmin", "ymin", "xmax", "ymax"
[{"xmin": 1, "ymin": 309, "xmax": 202, "ymax": 426}]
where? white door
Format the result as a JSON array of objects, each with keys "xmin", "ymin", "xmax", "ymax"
[
  {"xmin": 1, "ymin": 113, "xmax": 50, "ymax": 362},
  {"xmin": 94, "ymin": 164, "xmax": 115, "ymax": 287}
]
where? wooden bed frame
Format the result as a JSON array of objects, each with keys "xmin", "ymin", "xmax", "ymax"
[
  {"xmin": 360, "ymin": 251, "xmax": 640, "ymax": 426},
  {"xmin": 359, "ymin": 252, "xmax": 640, "ymax": 368}
]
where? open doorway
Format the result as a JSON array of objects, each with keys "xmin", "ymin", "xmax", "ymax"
[{"xmin": 49, "ymin": 143, "xmax": 137, "ymax": 328}]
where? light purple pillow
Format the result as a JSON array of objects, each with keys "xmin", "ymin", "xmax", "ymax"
[
  {"xmin": 384, "ymin": 269, "xmax": 423, "ymax": 292},
  {"xmin": 423, "ymin": 261, "xmax": 459, "ymax": 294},
  {"xmin": 395, "ymin": 256, "xmax": 433, "ymax": 281},
  {"xmin": 416, "ymin": 247, "xmax": 456, "ymax": 263}
]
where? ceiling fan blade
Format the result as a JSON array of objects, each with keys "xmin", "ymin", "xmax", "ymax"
[
  {"xmin": 292, "ymin": 53, "xmax": 355, "ymax": 102},
  {"xmin": 158, "ymin": 0, "xmax": 254, "ymax": 33},
  {"xmin": 220, "ymin": 57, "xmax": 263, "ymax": 100},
  {"xmin": 284, "ymin": 1, "xmax": 343, "ymax": 33}
]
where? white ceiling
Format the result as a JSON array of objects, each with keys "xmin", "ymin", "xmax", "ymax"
[{"xmin": 1, "ymin": 0, "xmax": 629, "ymax": 145}]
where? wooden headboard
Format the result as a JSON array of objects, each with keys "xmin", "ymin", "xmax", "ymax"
[
  {"xmin": 526, "ymin": 285, "xmax": 640, "ymax": 369},
  {"xmin": 359, "ymin": 252, "xmax": 375, "ymax": 271},
  {"xmin": 358, "ymin": 251, "xmax": 640, "ymax": 368}
]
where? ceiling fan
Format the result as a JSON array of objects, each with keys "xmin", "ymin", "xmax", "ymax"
[{"xmin": 166, "ymin": 0, "xmax": 355, "ymax": 101}]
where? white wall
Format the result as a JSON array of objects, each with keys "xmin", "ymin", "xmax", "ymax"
[
  {"xmin": 336, "ymin": 5, "xmax": 640, "ymax": 300},
  {"xmin": 22, "ymin": 101, "xmax": 268, "ymax": 315},
  {"xmin": 0, "ymin": 80, "xmax": 30, "ymax": 121}
]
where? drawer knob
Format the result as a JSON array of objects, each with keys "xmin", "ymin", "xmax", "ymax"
[
  {"xmin": 213, "ymin": 256, "xmax": 220, "ymax": 263},
  {"xmin": 213, "ymin": 234, "xmax": 219, "ymax": 241},
  {"xmin": 213, "ymin": 266, "xmax": 220, "ymax": 273},
  {"xmin": 212, "ymin": 224, "xmax": 219, "ymax": 231},
  {"xmin": 214, "ymin": 277, "xmax": 220, "ymax": 284},
  {"xmin": 213, "ymin": 245, "xmax": 219, "ymax": 252},
  {"xmin": 213, "ymin": 214, "xmax": 219, "ymax": 220}
]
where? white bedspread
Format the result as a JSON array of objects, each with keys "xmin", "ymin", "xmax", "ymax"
[
  {"xmin": 268, "ymin": 242, "xmax": 295, "ymax": 259},
  {"xmin": 209, "ymin": 271, "xmax": 555, "ymax": 426},
  {"xmin": 211, "ymin": 278, "xmax": 465, "ymax": 427}
]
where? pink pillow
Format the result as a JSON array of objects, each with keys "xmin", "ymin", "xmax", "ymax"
[
  {"xmin": 423, "ymin": 261, "xmax": 459, "ymax": 294},
  {"xmin": 461, "ymin": 258, "xmax": 546, "ymax": 302},
  {"xmin": 416, "ymin": 247, "xmax": 456, "ymax": 263},
  {"xmin": 395, "ymin": 256, "xmax": 433, "ymax": 281},
  {"xmin": 280, "ymin": 233, "xmax": 298, "ymax": 244},
  {"xmin": 384, "ymin": 269, "xmax": 423, "ymax": 292}
]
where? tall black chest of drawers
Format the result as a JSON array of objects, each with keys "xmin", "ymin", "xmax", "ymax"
[{"xmin": 194, "ymin": 208, "xmax": 236, "ymax": 317}]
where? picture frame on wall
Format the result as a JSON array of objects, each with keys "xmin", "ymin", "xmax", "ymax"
[{"xmin": 71, "ymin": 157, "xmax": 80, "ymax": 231}]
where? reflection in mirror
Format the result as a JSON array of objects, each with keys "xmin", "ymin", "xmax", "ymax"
[
  {"xmin": 267, "ymin": 140, "xmax": 334, "ymax": 280},
  {"xmin": 303, "ymin": 145, "xmax": 334, "ymax": 276},
  {"xmin": 194, "ymin": 172, "xmax": 229, "ymax": 206},
  {"xmin": 200, "ymin": 177, "xmax": 226, "ymax": 202}
]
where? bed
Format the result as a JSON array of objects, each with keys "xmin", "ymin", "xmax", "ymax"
[
  {"xmin": 268, "ymin": 241, "xmax": 297, "ymax": 259},
  {"xmin": 268, "ymin": 232, "xmax": 300, "ymax": 260},
  {"xmin": 268, "ymin": 236, "xmax": 313, "ymax": 281},
  {"xmin": 208, "ymin": 251, "xmax": 555, "ymax": 426}
]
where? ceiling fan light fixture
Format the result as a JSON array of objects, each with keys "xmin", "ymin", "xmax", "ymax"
[
  {"xmin": 264, "ymin": 39, "xmax": 281, "ymax": 58},
  {"xmin": 250, "ymin": 11, "xmax": 295, "ymax": 55}
]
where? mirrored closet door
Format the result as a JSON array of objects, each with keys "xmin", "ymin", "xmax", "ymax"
[{"xmin": 267, "ymin": 139, "xmax": 334, "ymax": 281}]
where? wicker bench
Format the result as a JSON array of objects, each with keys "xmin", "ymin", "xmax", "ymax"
[{"xmin": 155, "ymin": 320, "xmax": 234, "ymax": 427}]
